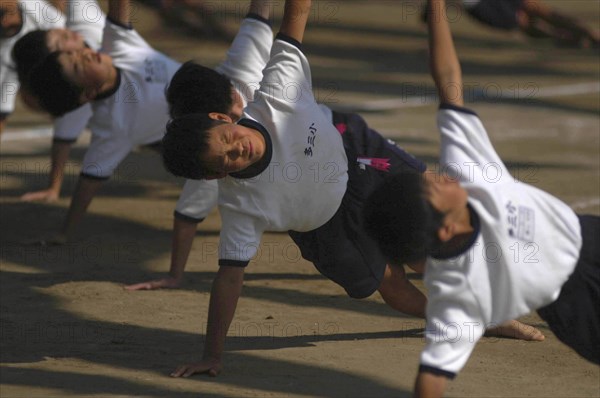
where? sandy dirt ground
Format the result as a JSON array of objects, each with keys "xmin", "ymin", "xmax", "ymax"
[{"xmin": 1, "ymin": 1, "xmax": 599, "ymax": 397}]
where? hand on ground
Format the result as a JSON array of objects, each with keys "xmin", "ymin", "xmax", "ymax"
[
  {"xmin": 486, "ymin": 319, "xmax": 545, "ymax": 341},
  {"xmin": 124, "ymin": 277, "xmax": 182, "ymax": 291},
  {"xmin": 21, "ymin": 189, "xmax": 59, "ymax": 202},
  {"xmin": 170, "ymin": 358, "xmax": 222, "ymax": 378}
]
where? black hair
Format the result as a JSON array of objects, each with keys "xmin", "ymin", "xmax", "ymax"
[
  {"xmin": 162, "ymin": 113, "xmax": 225, "ymax": 180},
  {"xmin": 363, "ymin": 172, "xmax": 445, "ymax": 265},
  {"xmin": 12, "ymin": 30, "xmax": 49, "ymax": 90},
  {"xmin": 28, "ymin": 51, "xmax": 82, "ymax": 117},
  {"xmin": 166, "ymin": 61, "xmax": 233, "ymax": 119},
  {"xmin": 0, "ymin": 8, "xmax": 5, "ymax": 33}
]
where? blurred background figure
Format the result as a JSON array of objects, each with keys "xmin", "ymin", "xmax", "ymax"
[
  {"xmin": 423, "ymin": 0, "xmax": 599, "ymax": 48},
  {"xmin": 137, "ymin": 0, "xmax": 232, "ymax": 41}
]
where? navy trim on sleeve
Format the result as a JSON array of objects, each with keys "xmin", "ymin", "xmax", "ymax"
[
  {"xmin": 53, "ymin": 137, "xmax": 77, "ymax": 144},
  {"xmin": 80, "ymin": 172, "xmax": 110, "ymax": 181},
  {"xmin": 439, "ymin": 103, "xmax": 478, "ymax": 117},
  {"xmin": 106, "ymin": 16, "xmax": 133, "ymax": 30},
  {"xmin": 174, "ymin": 210, "xmax": 204, "ymax": 224},
  {"xmin": 275, "ymin": 32, "xmax": 302, "ymax": 51},
  {"xmin": 219, "ymin": 259, "xmax": 250, "ymax": 267},
  {"xmin": 419, "ymin": 365, "xmax": 457, "ymax": 380},
  {"xmin": 246, "ymin": 13, "xmax": 271, "ymax": 26},
  {"xmin": 95, "ymin": 68, "xmax": 122, "ymax": 101}
]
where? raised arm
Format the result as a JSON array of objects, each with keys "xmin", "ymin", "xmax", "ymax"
[
  {"xmin": 248, "ymin": 0, "xmax": 272, "ymax": 20},
  {"xmin": 279, "ymin": 0, "xmax": 311, "ymax": 43},
  {"xmin": 427, "ymin": 0, "xmax": 463, "ymax": 107},
  {"xmin": 108, "ymin": 0, "xmax": 130, "ymax": 26}
]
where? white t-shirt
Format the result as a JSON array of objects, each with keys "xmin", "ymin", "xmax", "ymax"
[
  {"xmin": 420, "ymin": 105, "xmax": 582, "ymax": 377},
  {"xmin": 53, "ymin": 0, "xmax": 105, "ymax": 142},
  {"xmin": 174, "ymin": 16, "xmax": 273, "ymax": 222},
  {"xmin": 81, "ymin": 20, "xmax": 180, "ymax": 178},
  {"xmin": 216, "ymin": 36, "xmax": 348, "ymax": 265},
  {"xmin": 0, "ymin": 0, "xmax": 64, "ymax": 115}
]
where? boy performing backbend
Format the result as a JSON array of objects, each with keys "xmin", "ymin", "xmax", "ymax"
[
  {"xmin": 364, "ymin": 0, "xmax": 599, "ymax": 396},
  {"xmin": 161, "ymin": 0, "xmax": 542, "ymax": 378}
]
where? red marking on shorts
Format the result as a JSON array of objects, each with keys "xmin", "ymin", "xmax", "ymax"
[{"xmin": 335, "ymin": 123, "xmax": 347, "ymax": 135}]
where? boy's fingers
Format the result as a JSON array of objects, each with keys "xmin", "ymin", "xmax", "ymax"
[
  {"xmin": 124, "ymin": 283, "xmax": 151, "ymax": 291},
  {"xmin": 21, "ymin": 190, "xmax": 58, "ymax": 202},
  {"xmin": 183, "ymin": 368, "xmax": 197, "ymax": 377},
  {"xmin": 170, "ymin": 365, "xmax": 187, "ymax": 377}
]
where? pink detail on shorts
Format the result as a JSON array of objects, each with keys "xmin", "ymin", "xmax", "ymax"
[
  {"xmin": 335, "ymin": 123, "xmax": 347, "ymax": 135},
  {"xmin": 357, "ymin": 157, "xmax": 391, "ymax": 172}
]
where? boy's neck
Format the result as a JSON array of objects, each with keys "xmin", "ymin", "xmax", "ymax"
[
  {"xmin": 435, "ymin": 205, "xmax": 477, "ymax": 259},
  {"xmin": 229, "ymin": 120, "xmax": 273, "ymax": 179},
  {"xmin": 453, "ymin": 205, "xmax": 473, "ymax": 234},
  {"xmin": 95, "ymin": 66, "xmax": 121, "ymax": 101}
]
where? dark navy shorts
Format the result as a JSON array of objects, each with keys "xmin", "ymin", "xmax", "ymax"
[
  {"xmin": 289, "ymin": 112, "xmax": 426, "ymax": 299},
  {"xmin": 466, "ymin": 0, "xmax": 524, "ymax": 30},
  {"xmin": 537, "ymin": 215, "xmax": 600, "ymax": 365}
]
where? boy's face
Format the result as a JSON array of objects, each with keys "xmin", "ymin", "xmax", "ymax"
[
  {"xmin": 58, "ymin": 47, "xmax": 114, "ymax": 101},
  {"xmin": 0, "ymin": 1, "xmax": 21, "ymax": 38},
  {"xmin": 46, "ymin": 28, "xmax": 85, "ymax": 52},
  {"xmin": 202, "ymin": 114, "xmax": 266, "ymax": 177}
]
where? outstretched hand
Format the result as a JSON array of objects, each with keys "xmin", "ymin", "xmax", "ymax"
[
  {"xmin": 21, "ymin": 189, "xmax": 59, "ymax": 202},
  {"xmin": 124, "ymin": 277, "xmax": 182, "ymax": 291},
  {"xmin": 170, "ymin": 358, "xmax": 222, "ymax": 378}
]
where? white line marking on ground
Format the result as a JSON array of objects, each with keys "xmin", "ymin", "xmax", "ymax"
[
  {"xmin": 2, "ymin": 82, "xmax": 599, "ymax": 141},
  {"xmin": 570, "ymin": 197, "xmax": 600, "ymax": 211},
  {"xmin": 1, "ymin": 126, "xmax": 53, "ymax": 142},
  {"xmin": 331, "ymin": 81, "xmax": 600, "ymax": 112}
]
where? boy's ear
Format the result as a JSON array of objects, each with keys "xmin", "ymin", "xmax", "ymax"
[
  {"xmin": 79, "ymin": 87, "xmax": 98, "ymax": 103},
  {"xmin": 208, "ymin": 112, "xmax": 232, "ymax": 123},
  {"xmin": 437, "ymin": 222, "xmax": 455, "ymax": 243}
]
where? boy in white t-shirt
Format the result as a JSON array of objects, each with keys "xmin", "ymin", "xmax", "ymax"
[
  {"xmin": 125, "ymin": 1, "xmax": 275, "ymax": 291},
  {"xmin": 161, "ymin": 0, "xmax": 421, "ymax": 378},
  {"xmin": 26, "ymin": 0, "xmax": 218, "ymax": 244},
  {"xmin": 364, "ymin": 0, "xmax": 599, "ymax": 396},
  {"xmin": 11, "ymin": 0, "xmax": 105, "ymax": 202}
]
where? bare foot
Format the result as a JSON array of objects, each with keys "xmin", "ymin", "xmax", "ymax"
[{"xmin": 485, "ymin": 320, "xmax": 545, "ymax": 341}]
